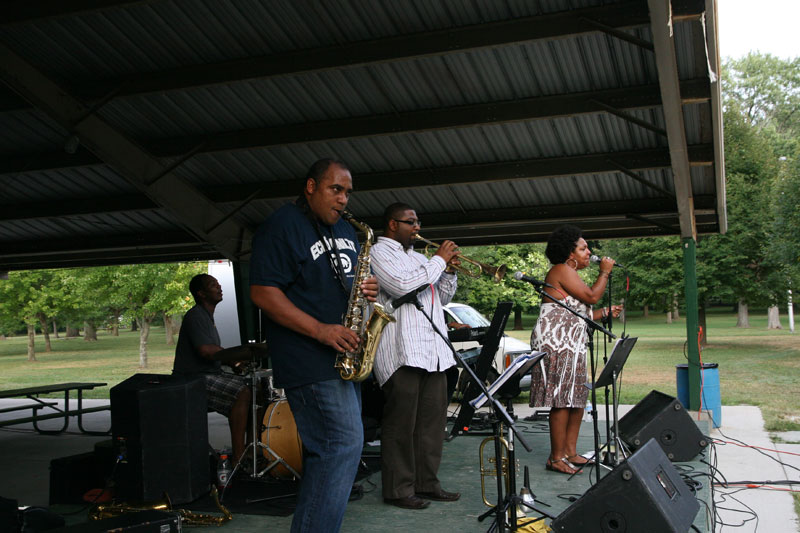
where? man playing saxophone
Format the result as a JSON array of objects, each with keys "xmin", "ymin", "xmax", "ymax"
[
  {"xmin": 250, "ymin": 158, "xmax": 378, "ymax": 533},
  {"xmin": 370, "ymin": 202, "xmax": 462, "ymax": 510}
]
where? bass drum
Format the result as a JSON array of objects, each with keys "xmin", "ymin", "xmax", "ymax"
[{"xmin": 261, "ymin": 399, "xmax": 303, "ymax": 479}]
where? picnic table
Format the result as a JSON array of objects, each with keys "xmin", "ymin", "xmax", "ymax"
[{"xmin": 0, "ymin": 382, "xmax": 110, "ymax": 435}]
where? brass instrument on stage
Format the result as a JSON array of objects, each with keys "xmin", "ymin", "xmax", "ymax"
[
  {"xmin": 88, "ymin": 487, "xmax": 232, "ymax": 526},
  {"xmin": 414, "ymin": 235, "xmax": 507, "ymax": 282},
  {"xmin": 479, "ymin": 434, "xmax": 512, "ymax": 508},
  {"xmin": 334, "ymin": 211, "xmax": 396, "ymax": 382}
]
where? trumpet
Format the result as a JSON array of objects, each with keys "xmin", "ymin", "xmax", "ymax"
[{"xmin": 414, "ymin": 235, "xmax": 507, "ymax": 282}]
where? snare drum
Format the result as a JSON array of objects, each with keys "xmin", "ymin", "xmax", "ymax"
[{"xmin": 261, "ymin": 399, "xmax": 303, "ymax": 479}]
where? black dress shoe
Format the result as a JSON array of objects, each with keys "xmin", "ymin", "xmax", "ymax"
[
  {"xmin": 415, "ymin": 489, "xmax": 461, "ymax": 502},
  {"xmin": 383, "ymin": 495, "xmax": 430, "ymax": 509}
]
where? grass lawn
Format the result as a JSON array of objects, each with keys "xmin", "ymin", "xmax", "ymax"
[
  {"xmin": 0, "ymin": 328, "xmax": 175, "ymax": 398},
  {"xmin": 1, "ymin": 310, "xmax": 798, "ymax": 432},
  {"xmin": 505, "ymin": 309, "xmax": 800, "ymax": 432}
]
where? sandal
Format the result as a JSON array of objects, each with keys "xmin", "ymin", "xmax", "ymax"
[
  {"xmin": 545, "ymin": 456, "xmax": 580, "ymax": 475},
  {"xmin": 567, "ymin": 454, "xmax": 595, "ymax": 466}
]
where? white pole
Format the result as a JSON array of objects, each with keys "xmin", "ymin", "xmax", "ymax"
[{"xmin": 789, "ymin": 289, "xmax": 795, "ymax": 333}]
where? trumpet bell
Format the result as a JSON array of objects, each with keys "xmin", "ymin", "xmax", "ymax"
[{"xmin": 415, "ymin": 234, "xmax": 507, "ymax": 283}]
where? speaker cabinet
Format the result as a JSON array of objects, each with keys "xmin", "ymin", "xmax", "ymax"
[
  {"xmin": 618, "ymin": 390, "xmax": 708, "ymax": 462},
  {"xmin": 111, "ymin": 374, "xmax": 209, "ymax": 504},
  {"xmin": 551, "ymin": 439, "xmax": 700, "ymax": 532}
]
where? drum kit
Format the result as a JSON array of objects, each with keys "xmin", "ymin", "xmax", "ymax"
[{"xmin": 213, "ymin": 343, "xmax": 303, "ymax": 487}]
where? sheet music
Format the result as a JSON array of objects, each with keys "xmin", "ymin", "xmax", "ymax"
[{"xmin": 469, "ymin": 351, "xmax": 546, "ymax": 410}]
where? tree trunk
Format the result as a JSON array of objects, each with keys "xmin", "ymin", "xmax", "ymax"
[
  {"xmin": 767, "ymin": 305, "xmax": 782, "ymax": 329},
  {"xmin": 138, "ymin": 318, "xmax": 151, "ymax": 368},
  {"xmin": 111, "ymin": 311, "xmax": 120, "ymax": 336},
  {"xmin": 66, "ymin": 325, "xmax": 80, "ymax": 337},
  {"xmin": 699, "ymin": 304, "xmax": 708, "ymax": 346},
  {"xmin": 84, "ymin": 320, "xmax": 98, "ymax": 341},
  {"xmin": 643, "ymin": 304, "xmax": 649, "ymax": 319},
  {"xmin": 666, "ymin": 308, "xmax": 673, "ymax": 324},
  {"xmin": 736, "ymin": 299, "xmax": 750, "ymax": 328},
  {"xmin": 53, "ymin": 319, "xmax": 60, "ymax": 339},
  {"xmin": 38, "ymin": 314, "xmax": 52, "ymax": 352},
  {"xmin": 672, "ymin": 293, "xmax": 679, "ymax": 319},
  {"xmin": 131, "ymin": 319, "xmax": 138, "ymax": 332},
  {"xmin": 27, "ymin": 324, "xmax": 36, "ymax": 361},
  {"xmin": 164, "ymin": 313, "xmax": 175, "ymax": 345},
  {"xmin": 513, "ymin": 308, "xmax": 523, "ymax": 331}
]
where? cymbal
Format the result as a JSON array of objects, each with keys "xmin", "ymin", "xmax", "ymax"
[{"xmin": 214, "ymin": 343, "xmax": 269, "ymax": 364}]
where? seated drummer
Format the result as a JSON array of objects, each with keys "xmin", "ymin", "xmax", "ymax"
[{"xmin": 173, "ymin": 274, "xmax": 250, "ymax": 468}]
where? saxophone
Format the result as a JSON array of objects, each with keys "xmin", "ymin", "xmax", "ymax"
[{"xmin": 334, "ymin": 211, "xmax": 395, "ymax": 381}]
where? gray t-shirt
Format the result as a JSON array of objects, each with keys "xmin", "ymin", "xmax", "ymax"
[{"xmin": 173, "ymin": 304, "xmax": 221, "ymax": 374}]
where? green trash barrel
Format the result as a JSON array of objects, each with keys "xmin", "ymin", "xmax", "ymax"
[{"xmin": 676, "ymin": 363, "xmax": 721, "ymax": 428}]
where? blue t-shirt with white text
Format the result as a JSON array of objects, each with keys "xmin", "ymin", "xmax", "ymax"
[{"xmin": 250, "ymin": 202, "xmax": 359, "ymax": 388}]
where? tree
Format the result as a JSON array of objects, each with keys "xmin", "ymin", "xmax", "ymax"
[
  {"xmin": 600, "ymin": 237, "xmax": 684, "ymax": 320},
  {"xmin": 453, "ymin": 244, "xmax": 548, "ymax": 328},
  {"xmin": 0, "ymin": 270, "xmax": 58, "ymax": 360},
  {"xmin": 112, "ymin": 262, "xmax": 204, "ymax": 368},
  {"xmin": 724, "ymin": 53, "xmax": 800, "ymax": 136},
  {"xmin": 723, "ymin": 53, "xmax": 800, "ymax": 327}
]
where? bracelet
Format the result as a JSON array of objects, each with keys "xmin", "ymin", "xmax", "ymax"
[{"xmin": 599, "ymin": 270, "xmax": 610, "ymax": 277}]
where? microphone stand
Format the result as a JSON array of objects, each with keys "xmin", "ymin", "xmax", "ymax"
[
  {"xmin": 407, "ymin": 298, "xmax": 553, "ymax": 532},
  {"xmin": 526, "ymin": 282, "xmax": 615, "ymax": 483},
  {"xmin": 602, "ymin": 272, "xmax": 613, "ymax": 467}
]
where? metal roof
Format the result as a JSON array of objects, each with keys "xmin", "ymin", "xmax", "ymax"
[{"xmin": 0, "ymin": 0, "xmax": 725, "ymax": 270}]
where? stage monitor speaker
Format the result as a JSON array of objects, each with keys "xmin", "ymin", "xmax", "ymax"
[
  {"xmin": 551, "ymin": 439, "xmax": 700, "ymax": 533},
  {"xmin": 111, "ymin": 374, "xmax": 209, "ymax": 504},
  {"xmin": 618, "ymin": 390, "xmax": 708, "ymax": 462}
]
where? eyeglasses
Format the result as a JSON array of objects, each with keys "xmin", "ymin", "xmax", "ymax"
[{"xmin": 393, "ymin": 218, "xmax": 421, "ymax": 227}]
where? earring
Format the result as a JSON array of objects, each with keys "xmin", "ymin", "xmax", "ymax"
[{"xmin": 567, "ymin": 258, "xmax": 578, "ymax": 269}]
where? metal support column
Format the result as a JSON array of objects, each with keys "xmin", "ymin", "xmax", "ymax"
[{"xmin": 683, "ymin": 238, "xmax": 701, "ymax": 409}]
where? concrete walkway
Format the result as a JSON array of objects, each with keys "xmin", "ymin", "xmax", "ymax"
[{"xmin": 1, "ymin": 400, "xmax": 798, "ymax": 532}]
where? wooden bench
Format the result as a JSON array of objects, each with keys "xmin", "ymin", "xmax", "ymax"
[{"xmin": 0, "ymin": 382, "xmax": 110, "ymax": 435}]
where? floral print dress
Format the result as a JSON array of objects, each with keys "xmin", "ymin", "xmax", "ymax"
[{"xmin": 529, "ymin": 295, "xmax": 591, "ymax": 408}]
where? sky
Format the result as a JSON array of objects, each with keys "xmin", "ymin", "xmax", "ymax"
[{"xmin": 717, "ymin": 0, "xmax": 800, "ymax": 60}]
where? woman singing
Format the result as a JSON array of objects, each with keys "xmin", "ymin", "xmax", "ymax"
[{"xmin": 529, "ymin": 225, "xmax": 622, "ymax": 474}]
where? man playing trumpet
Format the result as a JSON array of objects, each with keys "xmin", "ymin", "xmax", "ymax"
[{"xmin": 370, "ymin": 202, "xmax": 462, "ymax": 510}]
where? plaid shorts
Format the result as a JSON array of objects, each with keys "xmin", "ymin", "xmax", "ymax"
[{"xmin": 204, "ymin": 373, "xmax": 249, "ymax": 418}]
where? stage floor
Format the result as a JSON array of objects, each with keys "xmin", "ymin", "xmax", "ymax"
[{"xmin": 2, "ymin": 399, "xmax": 718, "ymax": 532}]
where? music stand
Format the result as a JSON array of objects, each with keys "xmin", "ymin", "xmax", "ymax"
[
  {"xmin": 586, "ymin": 336, "xmax": 637, "ymax": 466},
  {"xmin": 472, "ymin": 351, "xmax": 554, "ymax": 532},
  {"xmin": 470, "ymin": 351, "xmax": 546, "ymax": 410},
  {"xmin": 450, "ymin": 302, "xmax": 513, "ymax": 438}
]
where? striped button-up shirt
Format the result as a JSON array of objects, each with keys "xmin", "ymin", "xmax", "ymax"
[{"xmin": 370, "ymin": 236, "xmax": 458, "ymax": 386}]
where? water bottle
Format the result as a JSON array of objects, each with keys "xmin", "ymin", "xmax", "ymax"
[{"xmin": 216, "ymin": 453, "xmax": 232, "ymax": 490}]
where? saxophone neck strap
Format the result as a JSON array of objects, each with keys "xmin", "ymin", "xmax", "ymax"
[{"xmin": 296, "ymin": 196, "xmax": 349, "ymax": 296}]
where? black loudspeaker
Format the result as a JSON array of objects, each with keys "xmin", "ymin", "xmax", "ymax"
[
  {"xmin": 111, "ymin": 374, "xmax": 209, "ymax": 504},
  {"xmin": 49, "ymin": 452, "xmax": 105, "ymax": 504},
  {"xmin": 618, "ymin": 390, "xmax": 708, "ymax": 462},
  {"xmin": 551, "ymin": 439, "xmax": 700, "ymax": 532}
]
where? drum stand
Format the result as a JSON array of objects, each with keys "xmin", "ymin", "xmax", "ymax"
[{"xmin": 224, "ymin": 361, "xmax": 301, "ymax": 497}]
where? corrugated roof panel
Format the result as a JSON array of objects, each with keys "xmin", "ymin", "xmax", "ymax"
[{"xmin": 0, "ymin": 111, "xmax": 68, "ymax": 153}]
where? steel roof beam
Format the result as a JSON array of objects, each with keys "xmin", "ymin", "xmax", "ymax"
[
  {"xmin": 0, "ymin": 1, "xmax": 705, "ymax": 108},
  {"xmin": 0, "ymin": 79, "xmax": 710, "ymax": 175},
  {"xmin": 1, "ymin": 145, "xmax": 714, "ymax": 221},
  {"xmin": 648, "ymin": 0, "xmax": 697, "ymax": 240},
  {"xmin": 0, "ymin": 42, "xmax": 253, "ymax": 261}
]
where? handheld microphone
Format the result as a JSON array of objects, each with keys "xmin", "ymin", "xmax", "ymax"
[
  {"xmin": 384, "ymin": 284, "xmax": 429, "ymax": 314},
  {"xmin": 513, "ymin": 271, "xmax": 555, "ymax": 289},
  {"xmin": 590, "ymin": 255, "xmax": 625, "ymax": 269}
]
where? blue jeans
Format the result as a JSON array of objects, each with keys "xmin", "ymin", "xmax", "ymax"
[{"xmin": 285, "ymin": 379, "xmax": 363, "ymax": 533}]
